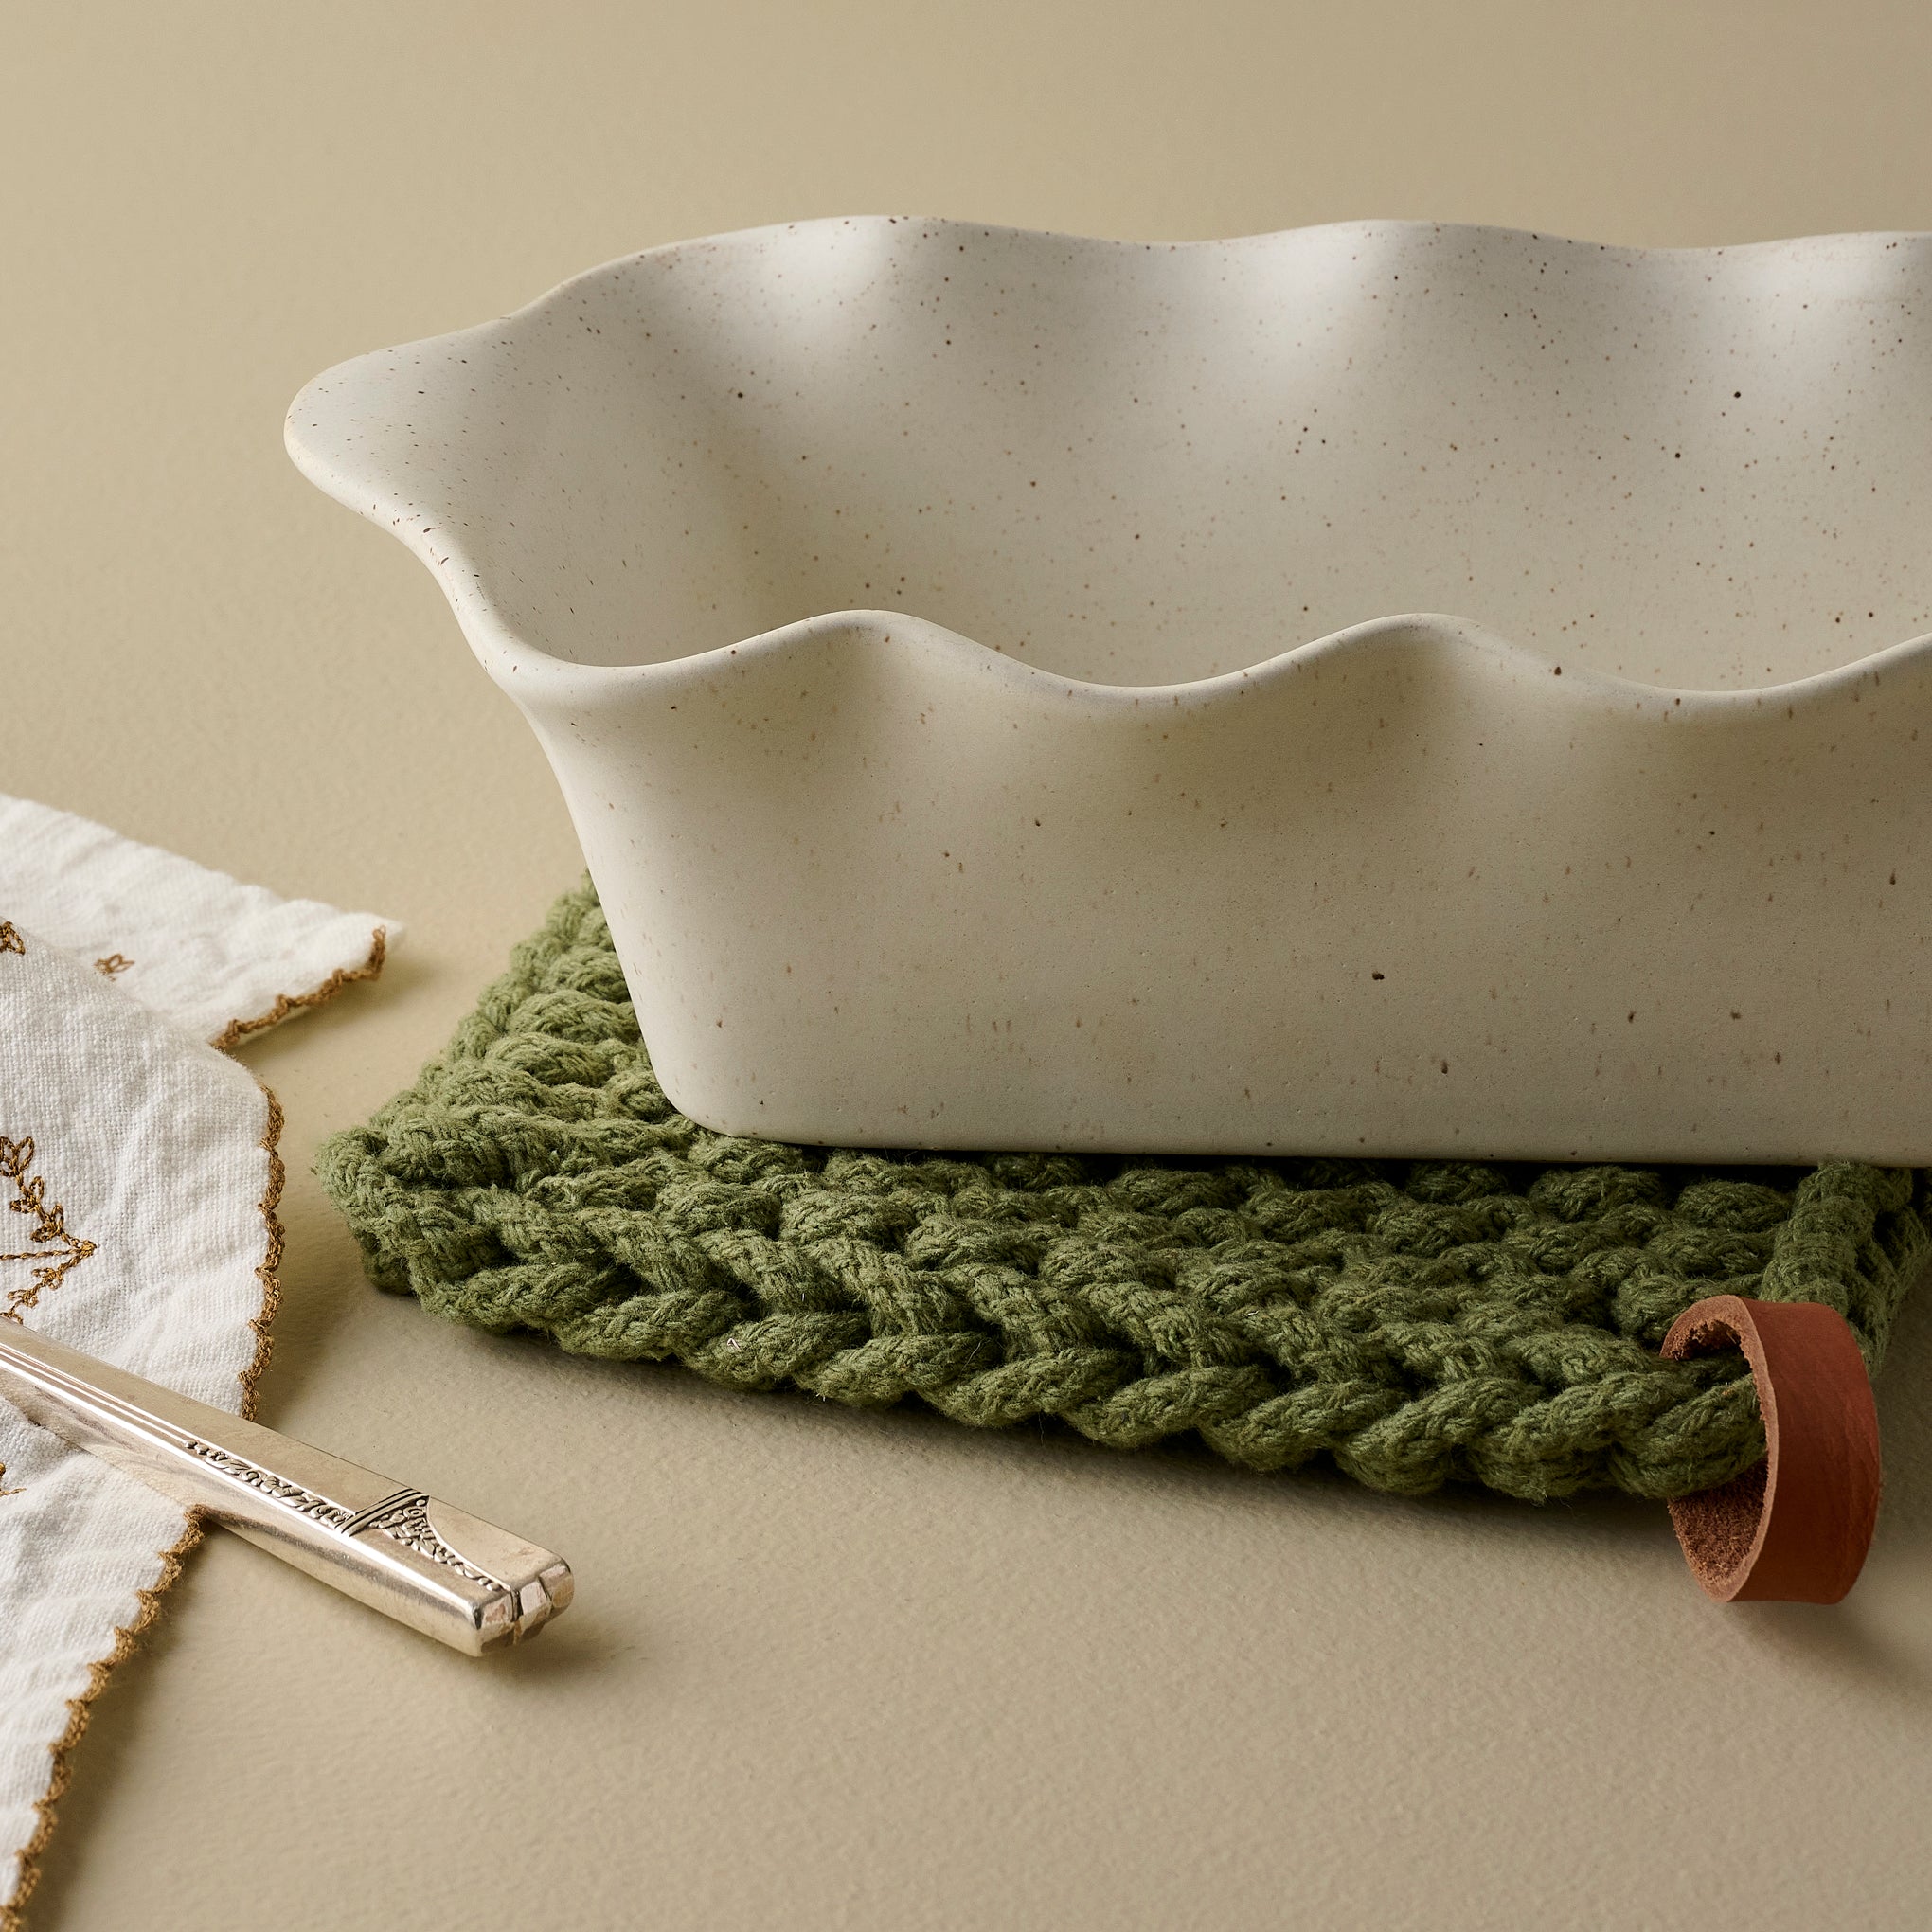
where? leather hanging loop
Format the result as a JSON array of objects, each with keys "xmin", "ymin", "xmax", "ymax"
[{"xmin": 1661, "ymin": 1294, "xmax": 1881, "ymax": 1604}]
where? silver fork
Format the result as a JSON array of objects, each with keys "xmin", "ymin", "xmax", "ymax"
[{"xmin": 0, "ymin": 1322, "xmax": 572, "ymax": 1655}]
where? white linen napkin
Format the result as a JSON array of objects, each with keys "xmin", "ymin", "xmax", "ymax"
[
  {"xmin": 0, "ymin": 796, "xmax": 398, "ymax": 1927},
  {"xmin": 0, "ymin": 795, "xmax": 388, "ymax": 1050}
]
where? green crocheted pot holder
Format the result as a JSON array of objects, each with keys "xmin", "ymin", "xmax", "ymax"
[{"xmin": 320, "ymin": 884, "xmax": 1931, "ymax": 1502}]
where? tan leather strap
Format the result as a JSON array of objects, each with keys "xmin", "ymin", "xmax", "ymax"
[{"xmin": 1661, "ymin": 1294, "xmax": 1880, "ymax": 1603}]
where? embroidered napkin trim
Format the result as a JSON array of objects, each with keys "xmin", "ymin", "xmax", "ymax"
[
  {"xmin": 0, "ymin": 789, "xmax": 398, "ymax": 1931},
  {"xmin": 0, "ymin": 794, "xmax": 400, "ymax": 1050},
  {"xmin": 0, "ymin": 1088, "xmax": 286, "ymax": 1932},
  {"xmin": 210, "ymin": 931, "xmax": 388, "ymax": 1054}
]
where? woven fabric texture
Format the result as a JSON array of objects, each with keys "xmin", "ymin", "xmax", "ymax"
[{"xmin": 320, "ymin": 885, "xmax": 1931, "ymax": 1501}]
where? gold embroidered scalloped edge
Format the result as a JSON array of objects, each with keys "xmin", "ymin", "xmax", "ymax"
[
  {"xmin": 208, "ymin": 926, "xmax": 387, "ymax": 1053},
  {"xmin": 0, "ymin": 1080, "xmax": 285, "ymax": 1932},
  {"xmin": 0, "ymin": 1519, "xmax": 204, "ymax": 1932}
]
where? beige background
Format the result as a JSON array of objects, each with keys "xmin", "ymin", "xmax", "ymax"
[{"xmin": 6, "ymin": 3, "xmax": 1932, "ymax": 1925}]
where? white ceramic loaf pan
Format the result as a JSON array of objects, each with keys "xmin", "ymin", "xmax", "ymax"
[{"xmin": 288, "ymin": 219, "xmax": 1932, "ymax": 1160}]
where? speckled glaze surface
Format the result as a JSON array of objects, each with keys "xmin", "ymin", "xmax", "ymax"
[{"xmin": 288, "ymin": 218, "xmax": 1932, "ymax": 1159}]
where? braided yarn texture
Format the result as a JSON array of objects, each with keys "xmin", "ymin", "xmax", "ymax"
[{"xmin": 319, "ymin": 885, "xmax": 1931, "ymax": 1502}]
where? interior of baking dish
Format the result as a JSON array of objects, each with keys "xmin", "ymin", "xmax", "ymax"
[{"xmin": 290, "ymin": 218, "xmax": 1932, "ymax": 693}]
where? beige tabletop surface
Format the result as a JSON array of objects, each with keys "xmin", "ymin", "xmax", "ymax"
[{"xmin": 7, "ymin": 3, "xmax": 1932, "ymax": 1926}]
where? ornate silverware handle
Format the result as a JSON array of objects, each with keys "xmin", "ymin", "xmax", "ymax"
[{"xmin": 0, "ymin": 1323, "xmax": 572, "ymax": 1655}]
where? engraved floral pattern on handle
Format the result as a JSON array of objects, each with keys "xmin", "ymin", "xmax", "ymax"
[
  {"xmin": 185, "ymin": 1440, "xmax": 352, "ymax": 1527},
  {"xmin": 183, "ymin": 1440, "xmax": 508, "ymax": 1590},
  {"xmin": 351, "ymin": 1492, "xmax": 507, "ymax": 1589}
]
